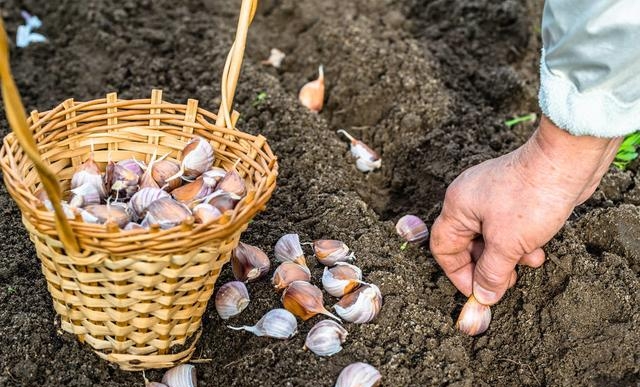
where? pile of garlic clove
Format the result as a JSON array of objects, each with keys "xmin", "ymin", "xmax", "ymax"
[{"xmin": 35, "ymin": 136, "xmax": 247, "ymax": 231}]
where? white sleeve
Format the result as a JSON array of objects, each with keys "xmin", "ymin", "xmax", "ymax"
[{"xmin": 539, "ymin": 0, "xmax": 640, "ymax": 137}]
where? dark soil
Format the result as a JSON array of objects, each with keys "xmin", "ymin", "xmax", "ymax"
[{"xmin": 0, "ymin": 0, "xmax": 638, "ymax": 386}]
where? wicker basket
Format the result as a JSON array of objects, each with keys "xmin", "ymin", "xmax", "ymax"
[{"xmin": 0, "ymin": 0, "xmax": 276, "ymax": 370}]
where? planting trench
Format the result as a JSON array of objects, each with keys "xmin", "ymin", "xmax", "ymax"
[{"xmin": 0, "ymin": 0, "xmax": 638, "ymax": 386}]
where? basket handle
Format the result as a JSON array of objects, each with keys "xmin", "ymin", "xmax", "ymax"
[
  {"xmin": 0, "ymin": 20, "xmax": 81, "ymax": 254},
  {"xmin": 216, "ymin": 0, "xmax": 258, "ymax": 129}
]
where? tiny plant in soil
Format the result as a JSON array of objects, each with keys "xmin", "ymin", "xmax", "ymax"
[
  {"xmin": 613, "ymin": 132, "xmax": 640, "ymax": 170},
  {"xmin": 253, "ymin": 91, "xmax": 268, "ymax": 106},
  {"xmin": 504, "ymin": 113, "xmax": 537, "ymax": 128}
]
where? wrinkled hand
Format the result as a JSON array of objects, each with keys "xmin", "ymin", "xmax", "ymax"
[{"xmin": 430, "ymin": 115, "xmax": 622, "ymax": 305}]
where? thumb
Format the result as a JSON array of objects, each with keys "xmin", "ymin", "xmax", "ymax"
[{"xmin": 472, "ymin": 244, "xmax": 519, "ymax": 305}]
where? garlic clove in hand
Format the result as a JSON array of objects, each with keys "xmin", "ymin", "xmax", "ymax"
[
  {"xmin": 333, "ymin": 284, "xmax": 382, "ymax": 324},
  {"xmin": 322, "ymin": 262, "xmax": 363, "ymax": 297},
  {"xmin": 161, "ymin": 364, "xmax": 197, "ymax": 387},
  {"xmin": 313, "ymin": 239, "xmax": 354, "ymax": 266},
  {"xmin": 395, "ymin": 214, "xmax": 429, "ymax": 246},
  {"xmin": 282, "ymin": 281, "xmax": 341, "ymax": 321},
  {"xmin": 274, "ymin": 233, "xmax": 307, "ymax": 266},
  {"xmin": 272, "ymin": 262, "xmax": 311, "ymax": 290},
  {"xmin": 456, "ymin": 295, "xmax": 491, "ymax": 336},
  {"xmin": 299, "ymin": 65, "xmax": 325, "ymax": 113},
  {"xmin": 336, "ymin": 130, "xmax": 381, "ymax": 172},
  {"xmin": 215, "ymin": 281, "xmax": 250, "ymax": 320},
  {"xmin": 231, "ymin": 242, "xmax": 271, "ymax": 282},
  {"xmin": 335, "ymin": 362, "xmax": 382, "ymax": 387},
  {"xmin": 228, "ymin": 308, "xmax": 298, "ymax": 339},
  {"xmin": 304, "ymin": 320, "xmax": 348, "ymax": 357}
]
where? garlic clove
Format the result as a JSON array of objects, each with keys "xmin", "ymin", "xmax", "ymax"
[
  {"xmin": 145, "ymin": 382, "xmax": 168, "ymax": 387},
  {"xmin": 171, "ymin": 176, "xmax": 215, "ymax": 206},
  {"xmin": 69, "ymin": 182, "xmax": 102, "ymax": 208},
  {"xmin": 129, "ymin": 187, "xmax": 170, "ymax": 220},
  {"xmin": 456, "ymin": 295, "xmax": 491, "ymax": 336},
  {"xmin": 71, "ymin": 154, "xmax": 107, "ymax": 199},
  {"xmin": 395, "ymin": 214, "xmax": 429, "ymax": 246},
  {"xmin": 205, "ymin": 190, "xmax": 239, "ymax": 213},
  {"xmin": 322, "ymin": 263, "xmax": 363, "ymax": 297},
  {"xmin": 124, "ymin": 222, "xmax": 144, "ymax": 231},
  {"xmin": 201, "ymin": 167, "xmax": 227, "ymax": 188},
  {"xmin": 335, "ymin": 362, "xmax": 382, "ymax": 387},
  {"xmin": 192, "ymin": 203, "xmax": 222, "ymax": 224},
  {"xmin": 109, "ymin": 163, "xmax": 140, "ymax": 201},
  {"xmin": 303, "ymin": 320, "xmax": 348, "ymax": 357},
  {"xmin": 228, "ymin": 308, "xmax": 298, "ymax": 339},
  {"xmin": 313, "ymin": 239, "xmax": 354, "ymax": 266},
  {"xmin": 261, "ymin": 48, "xmax": 286, "ymax": 68},
  {"xmin": 282, "ymin": 281, "xmax": 341, "ymax": 321},
  {"xmin": 232, "ymin": 242, "xmax": 271, "ymax": 282},
  {"xmin": 299, "ymin": 65, "xmax": 325, "ymax": 113},
  {"xmin": 336, "ymin": 130, "xmax": 381, "ymax": 172},
  {"xmin": 274, "ymin": 234, "xmax": 307, "ymax": 266},
  {"xmin": 215, "ymin": 281, "xmax": 250, "ymax": 320},
  {"xmin": 272, "ymin": 262, "xmax": 311, "ymax": 290},
  {"xmin": 333, "ymin": 284, "xmax": 382, "ymax": 324},
  {"xmin": 161, "ymin": 364, "xmax": 197, "ymax": 387},
  {"xmin": 142, "ymin": 197, "xmax": 192, "ymax": 229},
  {"xmin": 81, "ymin": 204, "xmax": 131, "ymax": 228},
  {"xmin": 116, "ymin": 158, "xmax": 145, "ymax": 177},
  {"xmin": 217, "ymin": 168, "xmax": 246, "ymax": 199},
  {"xmin": 169, "ymin": 137, "xmax": 215, "ymax": 181},
  {"xmin": 151, "ymin": 159, "xmax": 182, "ymax": 191}
]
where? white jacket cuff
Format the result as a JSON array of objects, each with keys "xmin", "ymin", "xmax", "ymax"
[{"xmin": 539, "ymin": 49, "xmax": 640, "ymax": 138}]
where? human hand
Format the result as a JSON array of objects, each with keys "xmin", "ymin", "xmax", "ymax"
[{"xmin": 429, "ymin": 115, "xmax": 622, "ymax": 305}]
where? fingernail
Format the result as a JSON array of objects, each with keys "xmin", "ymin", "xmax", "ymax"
[{"xmin": 473, "ymin": 282, "xmax": 498, "ymax": 305}]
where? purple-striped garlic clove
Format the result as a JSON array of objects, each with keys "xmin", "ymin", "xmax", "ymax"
[
  {"xmin": 169, "ymin": 137, "xmax": 215, "ymax": 181},
  {"xmin": 141, "ymin": 197, "xmax": 192, "ymax": 230},
  {"xmin": 456, "ymin": 295, "xmax": 491, "ymax": 336},
  {"xmin": 215, "ymin": 281, "xmax": 250, "ymax": 320},
  {"xmin": 231, "ymin": 242, "xmax": 271, "ymax": 282},
  {"xmin": 217, "ymin": 168, "xmax": 246, "ymax": 199},
  {"xmin": 81, "ymin": 203, "xmax": 131, "ymax": 228},
  {"xmin": 161, "ymin": 364, "xmax": 197, "ymax": 387},
  {"xmin": 303, "ymin": 320, "xmax": 348, "ymax": 357},
  {"xmin": 206, "ymin": 190, "xmax": 238, "ymax": 213},
  {"xmin": 192, "ymin": 203, "xmax": 222, "ymax": 224},
  {"xmin": 335, "ymin": 362, "xmax": 381, "ymax": 387},
  {"xmin": 201, "ymin": 167, "xmax": 227, "ymax": 188},
  {"xmin": 69, "ymin": 182, "xmax": 103, "ymax": 208},
  {"xmin": 171, "ymin": 176, "xmax": 215, "ymax": 206},
  {"xmin": 333, "ymin": 284, "xmax": 382, "ymax": 324},
  {"xmin": 272, "ymin": 262, "xmax": 311, "ymax": 290},
  {"xmin": 71, "ymin": 154, "xmax": 107, "ymax": 199},
  {"xmin": 395, "ymin": 214, "xmax": 429, "ymax": 246},
  {"xmin": 129, "ymin": 187, "xmax": 170, "ymax": 220},
  {"xmin": 322, "ymin": 262, "xmax": 363, "ymax": 297},
  {"xmin": 337, "ymin": 129, "xmax": 381, "ymax": 172},
  {"xmin": 274, "ymin": 233, "xmax": 307, "ymax": 266}
]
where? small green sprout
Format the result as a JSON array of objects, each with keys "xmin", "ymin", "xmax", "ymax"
[
  {"xmin": 613, "ymin": 132, "xmax": 640, "ymax": 170},
  {"xmin": 6, "ymin": 286, "xmax": 16, "ymax": 294},
  {"xmin": 400, "ymin": 241, "xmax": 408, "ymax": 251},
  {"xmin": 252, "ymin": 91, "xmax": 268, "ymax": 107},
  {"xmin": 504, "ymin": 113, "xmax": 537, "ymax": 128}
]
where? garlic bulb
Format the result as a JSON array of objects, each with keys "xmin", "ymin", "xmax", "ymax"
[
  {"xmin": 205, "ymin": 190, "xmax": 239, "ymax": 213},
  {"xmin": 151, "ymin": 159, "xmax": 182, "ymax": 191},
  {"xmin": 395, "ymin": 214, "xmax": 429, "ymax": 246},
  {"xmin": 272, "ymin": 262, "xmax": 311, "ymax": 290},
  {"xmin": 335, "ymin": 362, "xmax": 381, "ymax": 387},
  {"xmin": 322, "ymin": 263, "xmax": 363, "ymax": 297},
  {"xmin": 333, "ymin": 284, "xmax": 382, "ymax": 324},
  {"xmin": 171, "ymin": 137, "xmax": 215, "ymax": 181},
  {"xmin": 217, "ymin": 169, "xmax": 246, "ymax": 199},
  {"xmin": 232, "ymin": 242, "xmax": 271, "ymax": 282},
  {"xmin": 336, "ymin": 130, "xmax": 381, "ymax": 172},
  {"xmin": 299, "ymin": 65, "xmax": 325, "ymax": 113},
  {"xmin": 304, "ymin": 320, "xmax": 348, "ymax": 357},
  {"xmin": 69, "ymin": 182, "xmax": 102, "ymax": 208},
  {"xmin": 171, "ymin": 176, "xmax": 215, "ymax": 205},
  {"xmin": 192, "ymin": 203, "xmax": 222, "ymax": 224},
  {"xmin": 141, "ymin": 197, "xmax": 192, "ymax": 229},
  {"xmin": 71, "ymin": 154, "xmax": 106, "ymax": 199},
  {"xmin": 81, "ymin": 204, "xmax": 131, "ymax": 228},
  {"xmin": 456, "ymin": 295, "xmax": 491, "ymax": 336},
  {"xmin": 313, "ymin": 239, "xmax": 354, "ymax": 266},
  {"xmin": 282, "ymin": 281, "xmax": 340, "ymax": 321},
  {"xmin": 161, "ymin": 364, "xmax": 197, "ymax": 387},
  {"xmin": 228, "ymin": 308, "xmax": 297, "ymax": 339},
  {"xmin": 215, "ymin": 281, "xmax": 250, "ymax": 320},
  {"xmin": 274, "ymin": 233, "xmax": 307, "ymax": 266},
  {"xmin": 129, "ymin": 187, "xmax": 170, "ymax": 220},
  {"xmin": 261, "ymin": 48, "xmax": 286, "ymax": 68}
]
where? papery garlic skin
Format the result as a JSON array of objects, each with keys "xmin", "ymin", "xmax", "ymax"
[
  {"xmin": 322, "ymin": 263, "xmax": 363, "ymax": 297},
  {"xmin": 335, "ymin": 362, "xmax": 381, "ymax": 387},
  {"xmin": 161, "ymin": 364, "xmax": 197, "ymax": 387},
  {"xmin": 232, "ymin": 242, "xmax": 271, "ymax": 282},
  {"xmin": 282, "ymin": 281, "xmax": 341, "ymax": 321},
  {"xmin": 180, "ymin": 137, "xmax": 215, "ymax": 180},
  {"xmin": 129, "ymin": 187, "xmax": 170, "ymax": 220},
  {"xmin": 333, "ymin": 284, "xmax": 382, "ymax": 324},
  {"xmin": 304, "ymin": 320, "xmax": 348, "ymax": 357},
  {"xmin": 456, "ymin": 295, "xmax": 491, "ymax": 336},
  {"xmin": 313, "ymin": 239, "xmax": 354, "ymax": 266},
  {"xmin": 215, "ymin": 281, "xmax": 250, "ymax": 320},
  {"xmin": 395, "ymin": 214, "xmax": 429, "ymax": 245},
  {"xmin": 274, "ymin": 233, "xmax": 307, "ymax": 266},
  {"xmin": 272, "ymin": 262, "xmax": 311, "ymax": 290},
  {"xmin": 299, "ymin": 65, "xmax": 325, "ymax": 113},
  {"xmin": 228, "ymin": 308, "xmax": 298, "ymax": 339},
  {"xmin": 81, "ymin": 204, "xmax": 131, "ymax": 228}
]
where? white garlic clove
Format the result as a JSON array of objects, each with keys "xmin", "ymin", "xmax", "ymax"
[
  {"xmin": 151, "ymin": 159, "xmax": 182, "ymax": 191},
  {"xmin": 228, "ymin": 308, "xmax": 298, "ymax": 339},
  {"xmin": 116, "ymin": 158, "xmax": 145, "ymax": 177},
  {"xmin": 272, "ymin": 262, "xmax": 311, "ymax": 290},
  {"xmin": 333, "ymin": 284, "xmax": 382, "ymax": 324},
  {"xmin": 231, "ymin": 242, "xmax": 271, "ymax": 282},
  {"xmin": 215, "ymin": 281, "xmax": 250, "ymax": 320},
  {"xmin": 313, "ymin": 239, "xmax": 354, "ymax": 266},
  {"xmin": 299, "ymin": 65, "xmax": 325, "ymax": 113},
  {"xmin": 81, "ymin": 204, "xmax": 131, "ymax": 228},
  {"xmin": 169, "ymin": 137, "xmax": 215, "ymax": 181},
  {"xmin": 129, "ymin": 187, "xmax": 170, "ymax": 220},
  {"xmin": 205, "ymin": 190, "xmax": 239, "ymax": 213},
  {"xmin": 395, "ymin": 214, "xmax": 429, "ymax": 246},
  {"xmin": 171, "ymin": 176, "xmax": 215, "ymax": 206},
  {"xmin": 201, "ymin": 167, "xmax": 226, "ymax": 188},
  {"xmin": 71, "ymin": 154, "xmax": 107, "ymax": 199},
  {"xmin": 274, "ymin": 233, "xmax": 307, "ymax": 266},
  {"xmin": 161, "ymin": 364, "xmax": 197, "ymax": 387},
  {"xmin": 142, "ymin": 197, "xmax": 192, "ymax": 229},
  {"xmin": 192, "ymin": 203, "xmax": 222, "ymax": 224},
  {"xmin": 69, "ymin": 182, "xmax": 102, "ymax": 208},
  {"xmin": 124, "ymin": 222, "xmax": 144, "ymax": 231},
  {"xmin": 456, "ymin": 295, "xmax": 492, "ymax": 336},
  {"xmin": 304, "ymin": 320, "xmax": 348, "ymax": 357},
  {"xmin": 322, "ymin": 263, "xmax": 363, "ymax": 297},
  {"xmin": 337, "ymin": 130, "xmax": 381, "ymax": 172},
  {"xmin": 282, "ymin": 281, "xmax": 341, "ymax": 322},
  {"xmin": 335, "ymin": 362, "xmax": 381, "ymax": 387},
  {"xmin": 261, "ymin": 48, "xmax": 286, "ymax": 68},
  {"xmin": 217, "ymin": 168, "xmax": 246, "ymax": 199}
]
